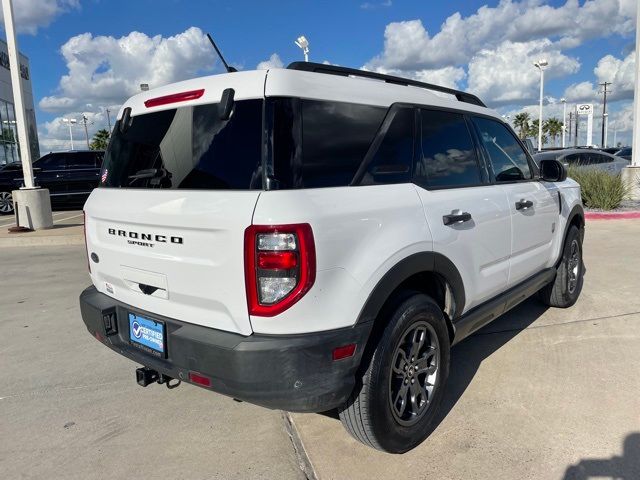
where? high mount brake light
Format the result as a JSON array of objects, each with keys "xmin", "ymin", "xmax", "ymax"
[
  {"xmin": 244, "ymin": 224, "xmax": 316, "ymax": 316},
  {"xmin": 144, "ymin": 89, "xmax": 205, "ymax": 108}
]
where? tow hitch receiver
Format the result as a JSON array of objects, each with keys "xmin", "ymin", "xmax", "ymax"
[{"xmin": 136, "ymin": 367, "xmax": 181, "ymax": 389}]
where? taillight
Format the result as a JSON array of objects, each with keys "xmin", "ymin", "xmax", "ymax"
[
  {"xmin": 244, "ymin": 224, "xmax": 316, "ymax": 316},
  {"xmin": 83, "ymin": 211, "xmax": 90, "ymax": 273}
]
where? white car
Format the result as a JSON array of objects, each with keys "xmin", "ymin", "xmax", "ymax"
[{"xmin": 80, "ymin": 62, "xmax": 585, "ymax": 453}]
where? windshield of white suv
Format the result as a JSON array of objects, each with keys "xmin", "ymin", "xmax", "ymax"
[{"xmin": 101, "ymin": 99, "xmax": 263, "ymax": 190}]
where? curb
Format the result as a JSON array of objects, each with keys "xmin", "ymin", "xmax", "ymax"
[
  {"xmin": 0, "ymin": 234, "xmax": 85, "ymax": 247},
  {"xmin": 585, "ymin": 211, "xmax": 640, "ymax": 221}
]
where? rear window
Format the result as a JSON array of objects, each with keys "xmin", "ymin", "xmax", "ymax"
[
  {"xmin": 269, "ymin": 98, "xmax": 386, "ymax": 188},
  {"xmin": 101, "ymin": 99, "xmax": 263, "ymax": 190}
]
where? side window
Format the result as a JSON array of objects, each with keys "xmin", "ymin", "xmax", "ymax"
[
  {"xmin": 35, "ymin": 154, "xmax": 67, "ymax": 170},
  {"xmin": 300, "ymin": 100, "xmax": 386, "ymax": 188},
  {"xmin": 360, "ymin": 108, "xmax": 414, "ymax": 185},
  {"xmin": 473, "ymin": 117, "xmax": 533, "ymax": 182},
  {"xmin": 564, "ymin": 153, "xmax": 580, "ymax": 165},
  {"xmin": 68, "ymin": 152, "xmax": 99, "ymax": 169},
  {"xmin": 593, "ymin": 153, "xmax": 611, "ymax": 164},
  {"xmin": 414, "ymin": 109, "xmax": 482, "ymax": 188}
]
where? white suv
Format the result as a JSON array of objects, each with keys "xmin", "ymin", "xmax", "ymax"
[{"xmin": 80, "ymin": 62, "xmax": 584, "ymax": 453}]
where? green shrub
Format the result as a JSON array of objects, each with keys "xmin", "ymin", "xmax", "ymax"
[{"xmin": 567, "ymin": 167, "xmax": 630, "ymax": 210}]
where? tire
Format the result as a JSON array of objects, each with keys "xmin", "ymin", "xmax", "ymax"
[
  {"xmin": 338, "ymin": 293, "xmax": 450, "ymax": 453},
  {"xmin": 0, "ymin": 190, "xmax": 14, "ymax": 215},
  {"xmin": 538, "ymin": 225, "xmax": 584, "ymax": 308}
]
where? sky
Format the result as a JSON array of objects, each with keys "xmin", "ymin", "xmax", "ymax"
[{"xmin": 4, "ymin": 0, "xmax": 638, "ymax": 152}]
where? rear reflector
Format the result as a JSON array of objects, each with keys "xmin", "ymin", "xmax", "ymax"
[
  {"xmin": 332, "ymin": 344, "xmax": 357, "ymax": 361},
  {"xmin": 257, "ymin": 251, "xmax": 298, "ymax": 270},
  {"xmin": 144, "ymin": 89, "xmax": 205, "ymax": 108},
  {"xmin": 188, "ymin": 371, "xmax": 212, "ymax": 388}
]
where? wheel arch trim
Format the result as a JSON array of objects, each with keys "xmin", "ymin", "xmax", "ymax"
[{"xmin": 355, "ymin": 251, "xmax": 466, "ymax": 326}]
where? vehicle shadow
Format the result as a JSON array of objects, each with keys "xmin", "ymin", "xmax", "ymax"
[
  {"xmin": 563, "ymin": 432, "xmax": 640, "ymax": 479},
  {"xmin": 320, "ymin": 297, "xmax": 550, "ymax": 431}
]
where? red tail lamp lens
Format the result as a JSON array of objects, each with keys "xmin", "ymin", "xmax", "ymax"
[
  {"xmin": 144, "ymin": 89, "xmax": 205, "ymax": 108},
  {"xmin": 257, "ymin": 251, "xmax": 298, "ymax": 270},
  {"xmin": 188, "ymin": 371, "xmax": 212, "ymax": 388},
  {"xmin": 332, "ymin": 344, "xmax": 357, "ymax": 361}
]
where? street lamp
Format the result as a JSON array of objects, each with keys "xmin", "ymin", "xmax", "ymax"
[
  {"xmin": 534, "ymin": 59, "xmax": 548, "ymax": 152},
  {"xmin": 61, "ymin": 118, "xmax": 77, "ymax": 150},
  {"xmin": 294, "ymin": 35, "xmax": 309, "ymax": 62},
  {"xmin": 140, "ymin": 83, "xmax": 149, "ymax": 91},
  {"xmin": 561, "ymin": 98, "xmax": 567, "ymax": 148}
]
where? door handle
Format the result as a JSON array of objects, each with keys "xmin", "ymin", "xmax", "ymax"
[
  {"xmin": 443, "ymin": 210, "xmax": 472, "ymax": 226},
  {"xmin": 515, "ymin": 199, "xmax": 533, "ymax": 210}
]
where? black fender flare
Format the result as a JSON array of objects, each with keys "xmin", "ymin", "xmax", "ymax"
[
  {"xmin": 355, "ymin": 251, "xmax": 466, "ymax": 325},
  {"xmin": 556, "ymin": 203, "xmax": 585, "ymax": 265}
]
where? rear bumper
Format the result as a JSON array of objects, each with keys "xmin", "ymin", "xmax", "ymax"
[{"xmin": 79, "ymin": 286, "xmax": 372, "ymax": 412}]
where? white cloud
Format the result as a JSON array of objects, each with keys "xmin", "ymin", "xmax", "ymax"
[
  {"xmin": 256, "ymin": 53, "xmax": 284, "ymax": 70},
  {"xmin": 365, "ymin": 0, "xmax": 635, "ymax": 72},
  {"xmin": 467, "ymin": 39, "xmax": 580, "ymax": 106},
  {"xmin": 594, "ymin": 50, "xmax": 635, "ymax": 100},
  {"xmin": 39, "ymin": 27, "xmax": 217, "ymax": 113},
  {"xmin": 39, "ymin": 109, "xmax": 115, "ymax": 152},
  {"xmin": 564, "ymin": 81, "xmax": 598, "ymax": 103},
  {"xmin": 0, "ymin": 0, "xmax": 79, "ymax": 34},
  {"xmin": 361, "ymin": 0, "xmax": 392, "ymax": 10}
]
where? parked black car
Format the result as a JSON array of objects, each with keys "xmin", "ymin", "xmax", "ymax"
[{"xmin": 0, "ymin": 150, "xmax": 104, "ymax": 214}]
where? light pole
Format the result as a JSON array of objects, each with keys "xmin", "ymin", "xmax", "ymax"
[
  {"xmin": 603, "ymin": 112, "xmax": 609, "ymax": 148},
  {"xmin": 294, "ymin": 36, "xmax": 310, "ymax": 62},
  {"xmin": 81, "ymin": 114, "xmax": 91, "ymax": 149},
  {"xmin": 534, "ymin": 59, "xmax": 548, "ymax": 151},
  {"xmin": 62, "ymin": 118, "xmax": 77, "ymax": 149},
  {"xmin": 561, "ymin": 98, "xmax": 567, "ymax": 148}
]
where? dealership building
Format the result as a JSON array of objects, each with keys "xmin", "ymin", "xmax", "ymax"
[{"xmin": 0, "ymin": 39, "xmax": 39, "ymax": 167}]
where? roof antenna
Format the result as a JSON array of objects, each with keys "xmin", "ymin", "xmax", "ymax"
[{"xmin": 207, "ymin": 33, "xmax": 237, "ymax": 73}]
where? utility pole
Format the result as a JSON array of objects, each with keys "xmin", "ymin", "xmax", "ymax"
[
  {"xmin": 81, "ymin": 114, "xmax": 92, "ymax": 149},
  {"xmin": 599, "ymin": 81, "xmax": 612, "ymax": 147}
]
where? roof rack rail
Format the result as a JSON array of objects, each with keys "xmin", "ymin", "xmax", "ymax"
[{"xmin": 287, "ymin": 61, "xmax": 486, "ymax": 108}]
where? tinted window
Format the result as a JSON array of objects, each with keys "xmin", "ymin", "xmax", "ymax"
[
  {"xmin": 360, "ymin": 108, "xmax": 414, "ymax": 185},
  {"xmin": 592, "ymin": 153, "xmax": 612, "ymax": 164},
  {"xmin": 563, "ymin": 153, "xmax": 582, "ymax": 165},
  {"xmin": 68, "ymin": 152, "xmax": 99, "ymax": 168},
  {"xmin": 102, "ymin": 100, "xmax": 263, "ymax": 189},
  {"xmin": 35, "ymin": 154, "xmax": 66, "ymax": 170},
  {"xmin": 414, "ymin": 109, "xmax": 481, "ymax": 188},
  {"xmin": 473, "ymin": 117, "xmax": 532, "ymax": 182},
  {"xmin": 271, "ymin": 99, "xmax": 386, "ymax": 188}
]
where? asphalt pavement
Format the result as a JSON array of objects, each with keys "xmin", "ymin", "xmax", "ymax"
[{"xmin": 1, "ymin": 219, "xmax": 639, "ymax": 480}]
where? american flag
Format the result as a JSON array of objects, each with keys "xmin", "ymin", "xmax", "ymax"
[{"xmin": 101, "ymin": 169, "xmax": 108, "ymax": 183}]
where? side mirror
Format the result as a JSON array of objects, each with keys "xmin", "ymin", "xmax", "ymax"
[{"xmin": 539, "ymin": 159, "xmax": 567, "ymax": 182}]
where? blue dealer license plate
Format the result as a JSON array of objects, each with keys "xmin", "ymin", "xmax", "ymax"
[{"xmin": 129, "ymin": 313, "xmax": 165, "ymax": 356}]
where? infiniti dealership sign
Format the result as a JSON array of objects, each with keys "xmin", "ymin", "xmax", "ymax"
[{"xmin": 576, "ymin": 103, "xmax": 594, "ymax": 146}]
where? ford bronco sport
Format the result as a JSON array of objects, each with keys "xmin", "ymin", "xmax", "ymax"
[{"xmin": 80, "ymin": 62, "xmax": 584, "ymax": 453}]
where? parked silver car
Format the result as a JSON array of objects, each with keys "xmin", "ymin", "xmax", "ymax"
[{"xmin": 533, "ymin": 148, "xmax": 629, "ymax": 174}]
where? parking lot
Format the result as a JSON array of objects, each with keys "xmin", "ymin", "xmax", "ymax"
[{"xmin": 1, "ymin": 219, "xmax": 639, "ymax": 479}]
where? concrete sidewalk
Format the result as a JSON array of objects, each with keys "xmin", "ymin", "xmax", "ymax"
[
  {"xmin": 291, "ymin": 219, "xmax": 640, "ymax": 480},
  {"xmin": 0, "ymin": 210, "xmax": 84, "ymax": 247}
]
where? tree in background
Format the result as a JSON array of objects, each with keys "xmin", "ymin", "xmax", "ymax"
[
  {"xmin": 90, "ymin": 129, "xmax": 110, "ymax": 151},
  {"xmin": 527, "ymin": 119, "xmax": 548, "ymax": 146},
  {"xmin": 513, "ymin": 112, "xmax": 531, "ymax": 139},
  {"xmin": 543, "ymin": 118, "xmax": 564, "ymax": 147}
]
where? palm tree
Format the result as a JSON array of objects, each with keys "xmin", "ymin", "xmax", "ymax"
[
  {"xmin": 90, "ymin": 129, "xmax": 110, "ymax": 150},
  {"xmin": 528, "ymin": 119, "xmax": 548, "ymax": 146},
  {"xmin": 513, "ymin": 112, "xmax": 531, "ymax": 139},
  {"xmin": 544, "ymin": 118, "xmax": 563, "ymax": 147}
]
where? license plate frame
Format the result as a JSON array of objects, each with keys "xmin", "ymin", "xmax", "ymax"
[{"xmin": 128, "ymin": 312, "xmax": 166, "ymax": 358}]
